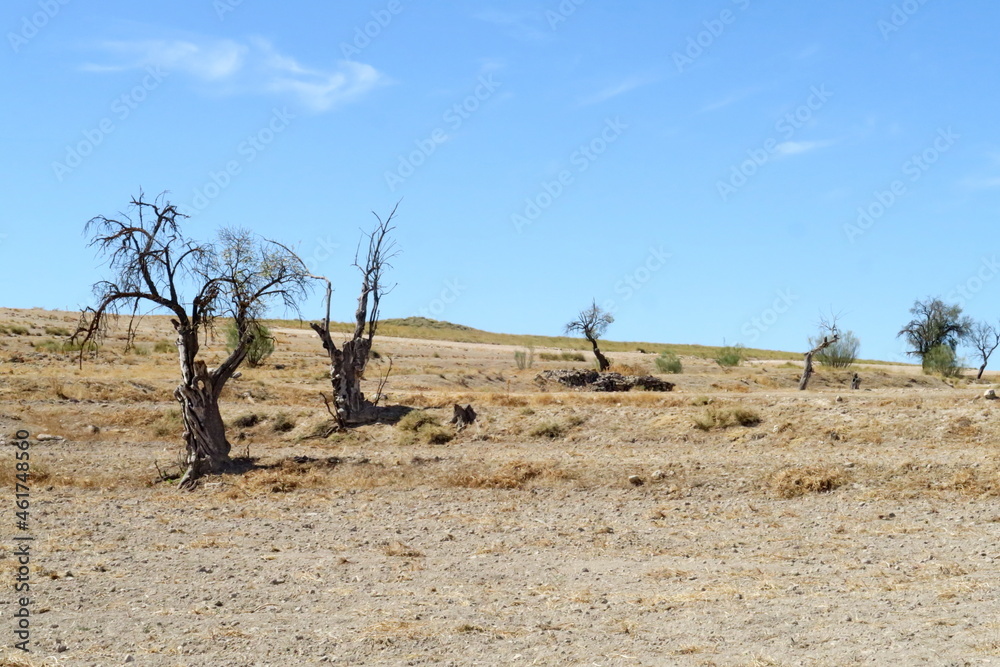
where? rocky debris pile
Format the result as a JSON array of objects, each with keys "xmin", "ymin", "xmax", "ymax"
[{"xmin": 535, "ymin": 369, "xmax": 674, "ymax": 392}]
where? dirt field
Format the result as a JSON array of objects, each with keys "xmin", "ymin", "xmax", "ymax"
[{"xmin": 1, "ymin": 308, "xmax": 999, "ymax": 666}]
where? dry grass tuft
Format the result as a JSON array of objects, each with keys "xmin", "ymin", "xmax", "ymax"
[
  {"xmin": 383, "ymin": 540, "xmax": 424, "ymax": 557},
  {"xmin": 693, "ymin": 405, "xmax": 762, "ymax": 430},
  {"xmin": 446, "ymin": 460, "xmax": 575, "ymax": 489},
  {"xmin": 609, "ymin": 361, "xmax": 647, "ymax": 376},
  {"xmin": 528, "ymin": 421, "xmax": 566, "ymax": 439},
  {"xmin": 396, "ymin": 410, "xmax": 453, "ymax": 445},
  {"xmin": 235, "ymin": 457, "xmax": 343, "ymax": 493},
  {"xmin": 945, "ymin": 467, "xmax": 1000, "ymax": 497},
  {"xmin": 769, "ymin": 466, "xmax": 848, "ymax": 498}
]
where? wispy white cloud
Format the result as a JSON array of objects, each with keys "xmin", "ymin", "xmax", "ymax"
[
  {"xmin": 774, "ymin": 139, "xmax": 835, "ymax": 157},
  {"xmin": 83, "ymin": 36, "xmax": 385, "ymax": 112},
  {"xmin": 579, "ymin": 75, "xmax": 654, "ymax": 107}
]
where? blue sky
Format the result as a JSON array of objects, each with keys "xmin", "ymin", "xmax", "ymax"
[{"xmin": 2, "ymin": 0, "xmax": 1000, "ymax": 362}]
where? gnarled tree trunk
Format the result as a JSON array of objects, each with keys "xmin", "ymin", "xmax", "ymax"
[
  {"xmin": 589, "ymin": 337, "xmax": 610, "ymax": 372},
  {"xmin": 310, "ymin": 323, "xmax": 372, "ymax": 428},
  {"xmin": 799, "ymin": 334, "xmax": 839, "ymax": 391},
  {"xmin": 175, "ymin": 323, "xmax": 248, "ymax": 489}
]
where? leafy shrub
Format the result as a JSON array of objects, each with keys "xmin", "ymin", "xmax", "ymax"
[
  {"xmin": 655, "ymin": 351, "xmax": 683, "ymax": 374},
  {"xmin": 154, "ymin": 340, "xmax": 174, "ymax": 353},
  {"xmin": 715, "ymin": 344, "xmax": 745, "ymax": 367},
  {"xmin": 44, "ymin": 326, "xmax": 70, "ymax": 336},
  {"xmin": 815, "ymin": 331, "xmax": 860, "ymax": 368},
  {"xmin": 225, "ymin": 321, "xmax": 274, "ymax": 368},
  {"xmin": 514, "ymin": 346, "xmax": 534, "ymax": 370},
  {"xmin": 131, "ymin": 344, "xmax": 150, "ymax": 356},
  {"xmin": 923, "ymin": 344, "xmax": 962, "ymax": 377},
  {"xmin": 9, "ymin": 325, "xmax": 28, "ymax": 336},
  {"xmin": 693, "ymin": 405, "xmax": 761, "ymax": 430}
]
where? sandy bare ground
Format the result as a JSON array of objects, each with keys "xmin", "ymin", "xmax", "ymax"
[{"xmin": 1, "ymin": 309, "xmax": 999, "ymax": 666}]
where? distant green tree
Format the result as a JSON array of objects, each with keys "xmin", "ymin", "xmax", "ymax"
[{"xmin": 898, "ymin": 298, "xmax": 972, "ymax": 361}]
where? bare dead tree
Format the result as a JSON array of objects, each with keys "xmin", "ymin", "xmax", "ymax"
[
  {"xmin": 565, "ymin": 299, "xmax": 614, "ymax": 372},
  {"xmin": 309, "ymin": 204, "xmax": 400, "ymax": 427},
  {"xmin": 74, "ymin": 192, "xmax": 309, "ymax": 488},
  {"xmin": 967, "ymin": 320, "xmax": 1000, "ymax": 380},
  {"xmin": 799, "ymin": 316, "xmax": 840, "ymax": 391}
]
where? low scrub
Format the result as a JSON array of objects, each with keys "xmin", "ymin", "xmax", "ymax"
[
  {"xmin": 715, "ymin": 344, "xmax": 745, "ymax": 367},
  {"xmin": 693, "ymin": 405, "xmax": 761, "ymax": 430},
  {"xmin": 655, "ymin": 351, "xmax": 683, "ymax": 374}
]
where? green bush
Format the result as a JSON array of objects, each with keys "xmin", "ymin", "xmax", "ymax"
[
  {"xmin": 715, "ymin": 344, "xmax": 745, "ymax": 367},
  {"xmin": 923, "ymin": 344, "xmax": 962, "ymax": 377},
  {"xmin": 154, "ymin": 340, "xmax": 174, "ymax": 353},
  {"xmin": 655, "ymin": 351, "xmax": 683, "ymax": 374},
  {"xmin": 815, "ymin": 331, "xmax": 860, "ymax": 368},
  {"xmin": 44, "ymin": 326, "xmax": 70, "ymax": 337},
  {"xmin": 514, "ymin": 346, "xmax": 534, "ymax": 370},
  {"xmin": 225, "ymin": 321, "xmax": 274, "ymax": 368},
  {"xmin": 131, "ymin": 344, "xmax": 150, "ymax": 356}
]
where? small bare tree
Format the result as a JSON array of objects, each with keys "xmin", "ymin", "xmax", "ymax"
[
  {"xmin": 74, "ymin": 193, "xmax": 309, "ymax": 488},
  {"xmin": 967, "ymin": 320, "xmax": 1000, "ymax": 380},
  {"xmin": 566, "ymin": 300, "xmax": 614, "ymax": 372},
  {"xmin": 309, "ymin": 204, "xmax": 399, "ymax": 427},
  {"xmin": 799, "ymin": 316, "xmax": 840, "ymax": 390}
]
